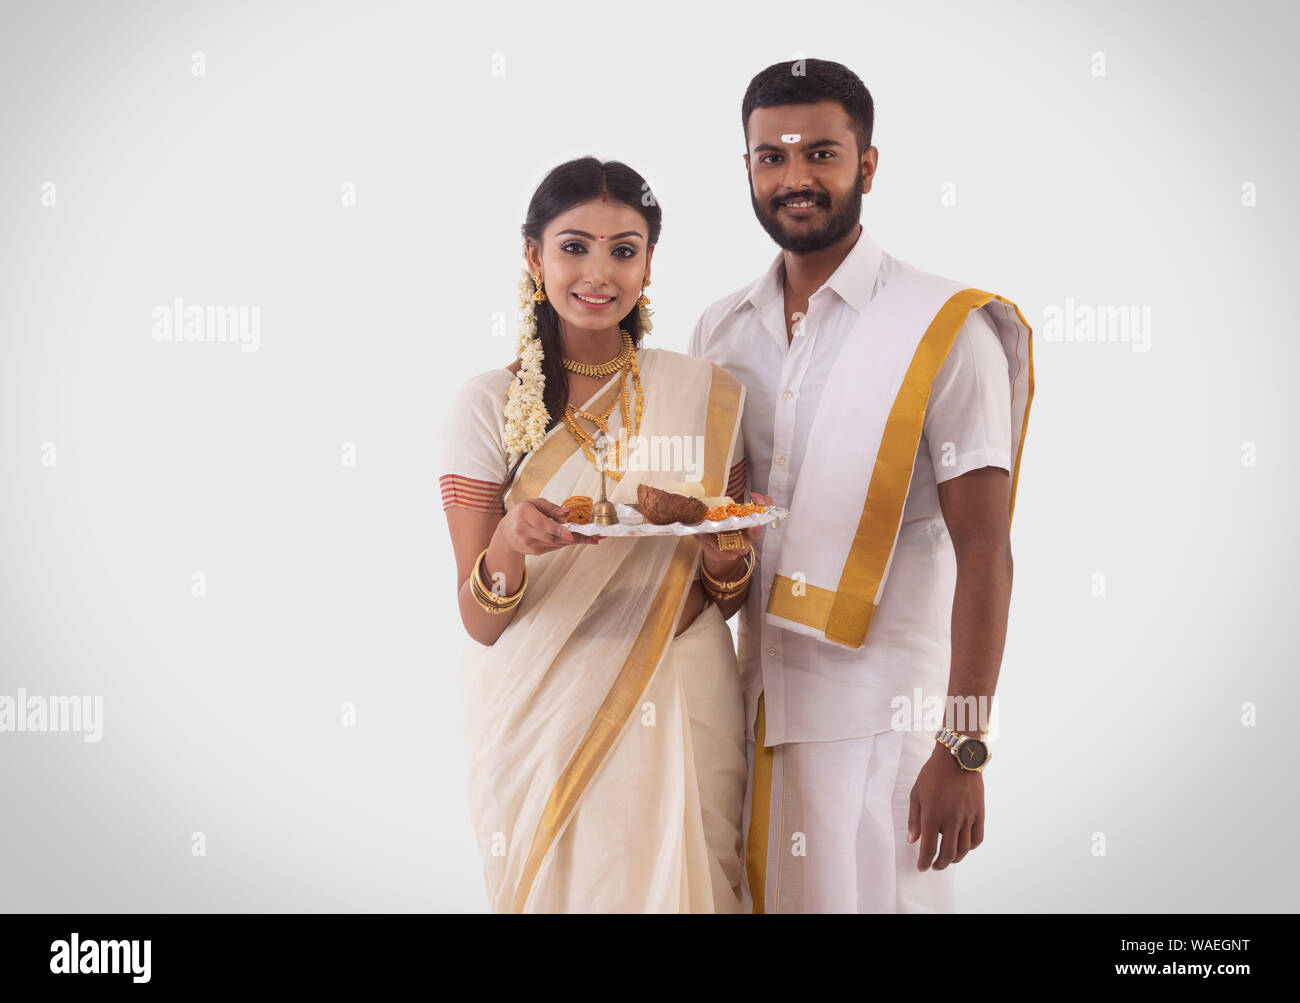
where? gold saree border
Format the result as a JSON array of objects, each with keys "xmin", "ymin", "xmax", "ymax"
[
  {"xmin": 744, "ymin": 692, "xmax": 774, "ymax": 914},
  {"xmin": 765, "ymin": 288, "xmax": 1034, "ymax": 648},
  {"xmin": 509, "ymin": 361, "xmax": 744, "ymax": 912},
  {"xmin": 701, "ymin": 363, "xmax": 743, "ymax": 497}
]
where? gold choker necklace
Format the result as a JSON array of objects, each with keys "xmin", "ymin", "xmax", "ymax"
[{"xmin": 560, "ymin": 329, "xmax": 635, "ymax": 377}]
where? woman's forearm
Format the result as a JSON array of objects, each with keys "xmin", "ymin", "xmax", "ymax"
[
  {"xmin": 675, "ymin": 580, "xmax": 708, "ymax": 637},
  {"xmin": 458, "ymin": 535, "xmax": 527, "ymax": 646},
  {"xmin": 710, "ymin": 584, "xmax": 750, "ymax": 621},
  {"xmin": 700, "ymin": 549, "xmax": 752, "ymax": 621}
]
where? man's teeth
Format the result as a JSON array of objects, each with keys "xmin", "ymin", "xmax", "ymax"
[
  {"xmin": 784, "ymin": 200, "xmax": 817, "ymax": 208},
  {"xmin": 575, "ymin": 293, "xmax": 613, "ymax": 303}
]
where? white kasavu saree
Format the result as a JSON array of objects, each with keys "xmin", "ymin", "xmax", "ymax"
[{"xmin": 444, "ymin": 347, "xmax": 748, "ymax": 912}]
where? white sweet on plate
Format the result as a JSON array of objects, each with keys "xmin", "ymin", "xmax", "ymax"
[{"xmin": 662, "ymin": 480, "xmax": 706, "ymax": 499}]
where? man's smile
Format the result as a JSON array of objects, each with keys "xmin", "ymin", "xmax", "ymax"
[{"xmin": 778, "ymin": 198, "xmax": 824, "ymax": 218}]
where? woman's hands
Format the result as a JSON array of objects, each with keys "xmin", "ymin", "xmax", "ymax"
[
  {"xmin": 491, "ymin": 488, "xmax": 774, "ymax": 570},
  {"xmin": 698, "ymin": 492, "xmax": 772, "ymax": 580},
  {"xmin": 493, "ymin": 497, "xmax": 602, "ymax": 557},
  {"xmin": 699, "ymin": 524, "xmax": 761, "ymax": 578},
  {"xmin": 689, "ymin": 491, "xmax": 773, "ymax": 624}
]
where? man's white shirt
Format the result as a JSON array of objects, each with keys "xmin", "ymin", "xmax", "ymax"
[{"xmin": 689, "ymin": 224, "xmax": 1013, "ymax": 745}]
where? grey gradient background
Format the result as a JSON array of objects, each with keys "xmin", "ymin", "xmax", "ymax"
[{"xmin": 1, "ymin": 0, "xmax": 1296, "ymax": 912}]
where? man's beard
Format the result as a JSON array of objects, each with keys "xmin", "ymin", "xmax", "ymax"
[{"xmin": 750, "ymin": 167, "xmax": 863, "ymax": 253}]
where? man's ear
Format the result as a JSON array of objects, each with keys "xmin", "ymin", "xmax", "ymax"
[{"xmin": 861, "ymin": 146, "xmax": 878, "ymax": 194}]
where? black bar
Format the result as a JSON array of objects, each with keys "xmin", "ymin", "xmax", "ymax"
[{"xmin": 0, "ymin": 913, "xmax": 1282, "ymax": 990}]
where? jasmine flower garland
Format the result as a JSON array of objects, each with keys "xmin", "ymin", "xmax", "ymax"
[{"xmin": 504, "ymin": 269, "xmax": 549, "ymax": 456}]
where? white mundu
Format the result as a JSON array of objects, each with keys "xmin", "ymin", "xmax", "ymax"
[{"xmin": 690, "ymin": 224, "xmax": 1034, "ymax": 912}]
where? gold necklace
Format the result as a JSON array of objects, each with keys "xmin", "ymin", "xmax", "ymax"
[
  {"xmin": 560, "ymin": 329, "xmax": 635, "ymax": 377},
  {"xmin": 562, "ymin": 346, "xmax": 643, "ymax": 479}
]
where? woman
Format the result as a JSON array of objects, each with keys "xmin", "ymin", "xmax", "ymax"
[{"xmin": 438, "ymin": 157, "xmax": 764, "ymax": 912}]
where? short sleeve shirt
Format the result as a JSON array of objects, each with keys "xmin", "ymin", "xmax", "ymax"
[{"xmin": 690, "ymin": 226, "xmax": 1014, "ymax": 744}]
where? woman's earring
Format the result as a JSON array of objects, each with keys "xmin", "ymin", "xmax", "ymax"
[
  {"xmin": 636, "ymin": 277, "xmax": 653, "ymax": 335},
  {"xmin": 531, "ymin": 270, "xmax": 547, "ymax": 303}
]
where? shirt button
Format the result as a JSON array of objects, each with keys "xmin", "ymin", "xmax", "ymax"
[
  {"xmin": 775, "ymin": 455, "xmax": 786, "ymax": 466},
  {"xmin": 782, "ymin": 390, "xmax": 793, "ymax": 400},
  {"xmin": 766, "ymin": 647, "xmax": 777, "ymax": 656}
]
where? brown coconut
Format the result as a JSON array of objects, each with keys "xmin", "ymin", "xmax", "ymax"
[{"xmin": 637, "ymin": 483, "xmax": 709, "ymax": 526}]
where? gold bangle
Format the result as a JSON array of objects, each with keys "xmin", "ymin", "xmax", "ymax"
[
  {"xmin": 477, "ymin": 547, "xmax": 528, "ymax": 600},
  {"xmin": 701, "ymin": 547, "xmax": 755, "ymax": 598},
  {"xmin": 702, "ymin": 558, "xmax": 754, "ymax": 594},
  {"xmin": 470, "ymin": 569, "xmax": 519, "ymax": 613},
  {"xmin": 471, "ymin": 547, "xmax": 527, "ymax": 613},
  {"xmin": 701, "ymin": 547, "xmax": 754, "ymax": 589},
  {"xmin": 472, "ymin": 572, "xmax": 523, "ymax": 610},
  {"xmin": 471, "ymin": 585, "xmax": 513, "ymax": 614},
  {"xmin": 471, "ymin": 572, "xmax": 521, "ymax": 614}
]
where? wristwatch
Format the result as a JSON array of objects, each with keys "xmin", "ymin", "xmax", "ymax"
[{"xmin": 934, "ymin": 727, "xmax": 991, "ymax": 773}]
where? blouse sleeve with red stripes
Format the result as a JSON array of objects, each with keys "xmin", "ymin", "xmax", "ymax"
[
  {"xmin": 726, "ymin": 451, "xmax": 748, "ymax": 503},
  {"xmin": 438, "ymin": 373, "xmax": 511, "ymax": 516}
]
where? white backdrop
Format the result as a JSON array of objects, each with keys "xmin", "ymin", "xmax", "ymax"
[{"xmin": 1, "ymin": 0, "xmax": 1296, "ymax": 912}]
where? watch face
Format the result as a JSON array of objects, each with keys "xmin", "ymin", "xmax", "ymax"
[{"xmin": 957, "ymin": 740, "xmax": 988, "ymax": 769}]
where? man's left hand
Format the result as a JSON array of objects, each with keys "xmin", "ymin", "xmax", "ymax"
[{"xmin": 907, "ymin": 744, "xmax": 985, "ymax": 871}]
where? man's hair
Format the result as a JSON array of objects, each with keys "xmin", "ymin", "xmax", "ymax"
[{"xmin": 741, "ymin": 58, "xmax": 874, "ymax": 156}]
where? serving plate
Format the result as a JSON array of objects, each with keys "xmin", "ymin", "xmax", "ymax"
[{"xmin": 561, "ymin": 503, "xmax": 788, "ymax": 538}]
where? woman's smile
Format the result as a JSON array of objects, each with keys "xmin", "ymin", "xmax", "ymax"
[{"xmin": 572, "ymin": 291, "xmax": 617, "ymax": 310}]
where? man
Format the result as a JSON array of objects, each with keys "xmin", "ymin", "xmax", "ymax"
[{"xmin": 689, "ymin": 58, "xmax": 1034, "ymax": 913}]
